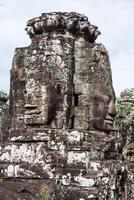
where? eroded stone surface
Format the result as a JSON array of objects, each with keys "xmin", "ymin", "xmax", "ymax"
[
  {"xmin": 0, "ymin": 12, "xmax": 132, "ymax": 200},
  {"xmin": 10, "ymin": 12, "xmax": 116, "ymax": 133},
  {"xmin": 0, "ymin": 92, "xmax": 9, "ymax": 141}
]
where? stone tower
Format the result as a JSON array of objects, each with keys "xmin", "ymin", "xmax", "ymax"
[
  {"xmin": 0, "ymin": 12, "xmax": 131, "ymax": 200},
  {"xmin": 10, "ymin": 12, "xmax": 116, "ymax": 132}
]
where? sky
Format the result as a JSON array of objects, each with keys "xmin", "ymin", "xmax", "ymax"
[{"xmin": 0, "ymin": 0, "xmax": 134, "ymax": 96}]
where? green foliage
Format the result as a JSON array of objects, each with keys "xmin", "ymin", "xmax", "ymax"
[
  {"xmin": 120, "ymin": 88, "xmax": 134, "ymax": 99},
  {"xmin": 115, "ymin": 88, "xmax": 134, "ymax": 133},
  {"xmin": 0, "ymin": 90, "xmax": 7, "ymax": 94},
  {"xmin": 40, "ymin": 185, "xmax": 50, "ymax": 200},
  {"xmin": 0, "ymin": 91, "xmax": 8, "ymax": 105},
  {"xmin": 53, "ymin": 176, "xmax": 62, "ymax": 200}
]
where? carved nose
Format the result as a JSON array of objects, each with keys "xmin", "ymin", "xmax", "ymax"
[{"xmin": 107, "ymin": 100, "xmax": 117, "ymax": 117}]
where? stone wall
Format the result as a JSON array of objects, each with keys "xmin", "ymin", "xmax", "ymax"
[{"xmin": 0, "ymin": 92, "xmax": 9, "ymax": 139}]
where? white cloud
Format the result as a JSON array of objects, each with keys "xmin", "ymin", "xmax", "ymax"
[{"xmin": 0, "ymin": 0, "xmax": 134, "ymax": 95}]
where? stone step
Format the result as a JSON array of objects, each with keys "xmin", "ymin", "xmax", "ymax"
[
  {"xmin": 0, "ymin": 163, "xmax": 54, "ymax": 179},
  {"xmin": 0, "ymin": 139, "xmax": 121, "ymax": 179},
  {"xmin": 60, "ymin": 184, "xmax": 118, "ymax": 200},
  {"xmin": 9, "ymin": 129, "xmax": 117, "ymax": 143}
]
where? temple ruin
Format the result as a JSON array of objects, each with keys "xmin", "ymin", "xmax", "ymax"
[{"xmin": 0, "ymin": 12, "xmax": 133, "ymax": 200}]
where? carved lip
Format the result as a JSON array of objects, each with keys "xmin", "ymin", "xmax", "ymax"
[
  {"xmin": 25, "ymin": 110, "xmax": 41, "ymax": 115},
  {"xmin": 105, "ymin": 117, "xmax": 114, "ymax": 125},
  {"xmin": 24, "ymin": 104, "xmax": 37, "ymax": 109}
]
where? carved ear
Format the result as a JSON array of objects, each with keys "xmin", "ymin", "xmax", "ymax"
[{"xmin": 56, "ymin": 83, "xmax": 62, "ymax": 94}]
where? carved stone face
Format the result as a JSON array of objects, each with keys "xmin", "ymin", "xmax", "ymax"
[
  {"xmin": 89, "ymin": 88, "xmax": 117, "ymax": 131},
  {"xmin": 24, "ymin": 78, "xmax": 50, "ymax": 126}
]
